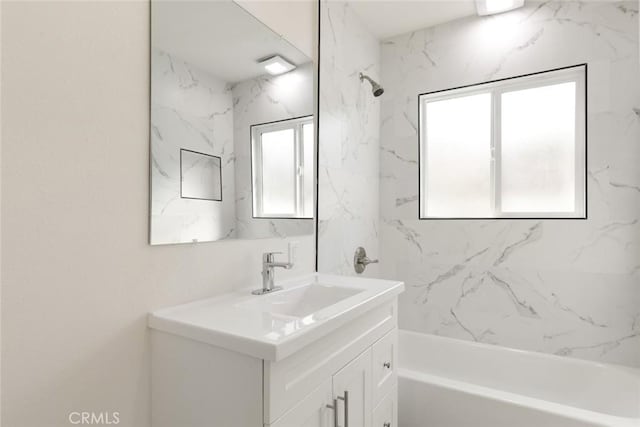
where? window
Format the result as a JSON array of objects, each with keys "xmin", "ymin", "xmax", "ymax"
[
  {"xmin": 419, "ymin": 65, "xmax": 586, "ymax": 219},
  {"xmin": 251, "ymin": 116, "xmax": 314, "ymax": 219}
]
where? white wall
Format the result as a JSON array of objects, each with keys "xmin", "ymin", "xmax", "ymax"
[
  {"xmin": 379, "ymin": 1, "xmax": 640, "ymax": 367},
  {"xmin": 0, "ymin": 1, "xmax": 316, "ymax": 426},
  {"xmin": 317, "ymin": 0, "xmax": 381, "ymax": 277}
]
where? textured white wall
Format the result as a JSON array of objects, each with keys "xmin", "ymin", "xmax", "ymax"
[
  {"xmin": 379, "ymin": 1, "xmax": 640, "ymax": 367},
  {"xmin": 0, "ymin": 2, "xmax": 316, "ymax": 426},
  {"xmin": 317, "ymin": 0, "xmax": 382, "ymax": 277}
]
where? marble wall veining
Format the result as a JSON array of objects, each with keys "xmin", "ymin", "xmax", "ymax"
[
  {"xmin": 378, "ymin": 1, "xmax": 640, "ymax": 367},
  {"xmin": 150, "ymin": 49, "xmax": 236, "ymax": 244},
  {"xmin": 232, "ymin": 63, "xmax": 315, "ymax": 239},
  {"xmin": 318, "ymin": 0, "xmax": 382, "ymax": 277}
]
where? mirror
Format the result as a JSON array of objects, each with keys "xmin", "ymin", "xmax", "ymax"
[{"xmin": 150, "ymin": 0, "xmax": 315, "ymax": 245}]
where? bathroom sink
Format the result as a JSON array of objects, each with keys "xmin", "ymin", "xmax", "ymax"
[
  {"xmin": 236, "ymin": 283, "xmax": 363, "ymax": 318},
  {"xmin": 148, "ymin": 273, "xmax": 404, "ymax": 361}
]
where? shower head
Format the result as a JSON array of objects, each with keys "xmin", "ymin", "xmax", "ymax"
[{"xmin": 359, "ymin": 72, "xmax": 384, "ymax": 97}]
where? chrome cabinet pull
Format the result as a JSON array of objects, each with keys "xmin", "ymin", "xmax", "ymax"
[
  {"xmin": 337, "ymin": 391, "xmax": 349, "ymax": 427},
  {"xmin": 383, "ymin": 361, "xmax": 391, "ymax": 369},
  {"xmin": 326, "ymin": 399, "xmax": 339, "ymax": 427}
]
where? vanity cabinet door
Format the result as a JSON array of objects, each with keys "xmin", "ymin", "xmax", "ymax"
[
  {"xmin": 332, "ymin": 349, "xmax": 372, "ymax": 427},
  {"xmin": 270, "ymin": 378, "xmax": 334, "ymax": 427}
]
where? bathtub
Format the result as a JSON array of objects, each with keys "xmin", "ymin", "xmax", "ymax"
[{"xmin": 398, "ymin": 330, "xmax": 640, "ymax": 427}]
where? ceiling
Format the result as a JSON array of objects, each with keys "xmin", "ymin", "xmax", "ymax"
[
  {"xmin": 347, "ymin": 0, "xmax": 477, "ymax": 40},
  {"xmin": 152, "ymin": 1, "xmax": 310, "ymax": 83}
]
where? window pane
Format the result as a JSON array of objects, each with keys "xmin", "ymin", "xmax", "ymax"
[
  {"xmin": 261, "ymin": 128, "xmax": 296, "ymax": 215},
  {"xmin": 424, "ymin": 93, "xmax": 492, "ymax": 217},
  {"xmin": 501, "ymin": 82, "xmax": 576, "ymax": 213},
  {"xmin": 302, "ymin": 122, "xmax": 314, "ymax": 217}
]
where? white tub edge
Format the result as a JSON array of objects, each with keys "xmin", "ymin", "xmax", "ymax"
[{"xmin": 398, "ymin": 367, "xmax": 640, "ymax": 427}]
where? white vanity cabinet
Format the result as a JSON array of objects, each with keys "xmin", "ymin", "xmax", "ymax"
[
  {"xmin": 149, "ymin": 274, "xmax": 404, "ymax": 427},
  {"xmin": 152, "ymin": 301, "xmax": 399, "ymax": 427}
]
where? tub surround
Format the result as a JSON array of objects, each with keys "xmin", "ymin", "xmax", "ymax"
[
  {"xmin": 376, "ymin": 0, "xmax": 640, "ymax": 367},
  {"xmin": 318, "ymin": 0, "xmax": 382, "ymax": 277},
  {"xmin": 317, "ymin": 0, "xmax": 640, "ymax": 367}
]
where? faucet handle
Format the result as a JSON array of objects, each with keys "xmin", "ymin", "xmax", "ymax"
[
  {"xmin": 263, "ymin": 252, "xmax": 282, "ymax": 262},
  {"xmin": 263, "ymin": 249, "xmax": 295, "ymax": 269},
  {"xmin": 354, "ymin": 247, "xmax": 378, "ymax": 274}
]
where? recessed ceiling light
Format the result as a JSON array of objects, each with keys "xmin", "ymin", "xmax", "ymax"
[
  {"xmin": 259, "ymin": 55, "xmax": 296, "ymax": 76},
  {"xmin": 476, "ymin": 0, "xmax": 525, "ymax": 16}
]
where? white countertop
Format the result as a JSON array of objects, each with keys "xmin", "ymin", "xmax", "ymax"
[{"xmin": 148, "ymin": 273, "xmax": 404, "ymax": 361}]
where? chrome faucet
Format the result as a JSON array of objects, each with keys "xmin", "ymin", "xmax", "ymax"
[{"xmin": 252, "ymin": 251, "xmax": 294, "ymax": 295}]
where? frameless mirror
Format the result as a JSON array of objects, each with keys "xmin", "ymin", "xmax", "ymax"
[{"xmin": 150, "ymin": 0, "xmax": 315, "ymax": 245}]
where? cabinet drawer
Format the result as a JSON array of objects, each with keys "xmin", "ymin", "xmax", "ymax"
[
  {"xmin": 372, "ymin": 386, "xmax": 397, "ymax": 427},
  {"xmin": 372, "ymin": 329, "xmax": 397, "ymax": 406}
]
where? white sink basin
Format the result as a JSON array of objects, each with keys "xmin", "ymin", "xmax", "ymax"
[
  {"xmin": 236, "ymin": 284, "xmax": 363, "ymax": 318},
  {"xmin": 148, "ymin": 273, "xmax": 404, "ymax": 361}
]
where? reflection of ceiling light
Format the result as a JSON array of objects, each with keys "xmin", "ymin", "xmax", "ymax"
[
  {"xmin": 259, "ymin": 55, "xmax": 296, "ymax": 75},
  {"xmin": 476, "ymin": 0, "xmax": 524, "ymax": 15}
]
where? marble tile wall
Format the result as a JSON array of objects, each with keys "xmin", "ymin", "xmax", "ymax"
[
  {"xmin": 150, "ymin": 49, "xmax": 236, "ymax": 243},
  {"xmin": 232, "ymin": 63, "xmax": 315, "ymax": 239},
  {"xmin": 378, "ymin": 1, "xmax": 640, "ymax": 367},
  {"xmin": 318, "ymin": 0, "xmax": 382, "ymax": 277}
]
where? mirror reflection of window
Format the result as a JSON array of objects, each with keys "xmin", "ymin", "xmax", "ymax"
[{"xmin": 251, "ymin": 116, "xmax": 314, "ymax": 219}]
